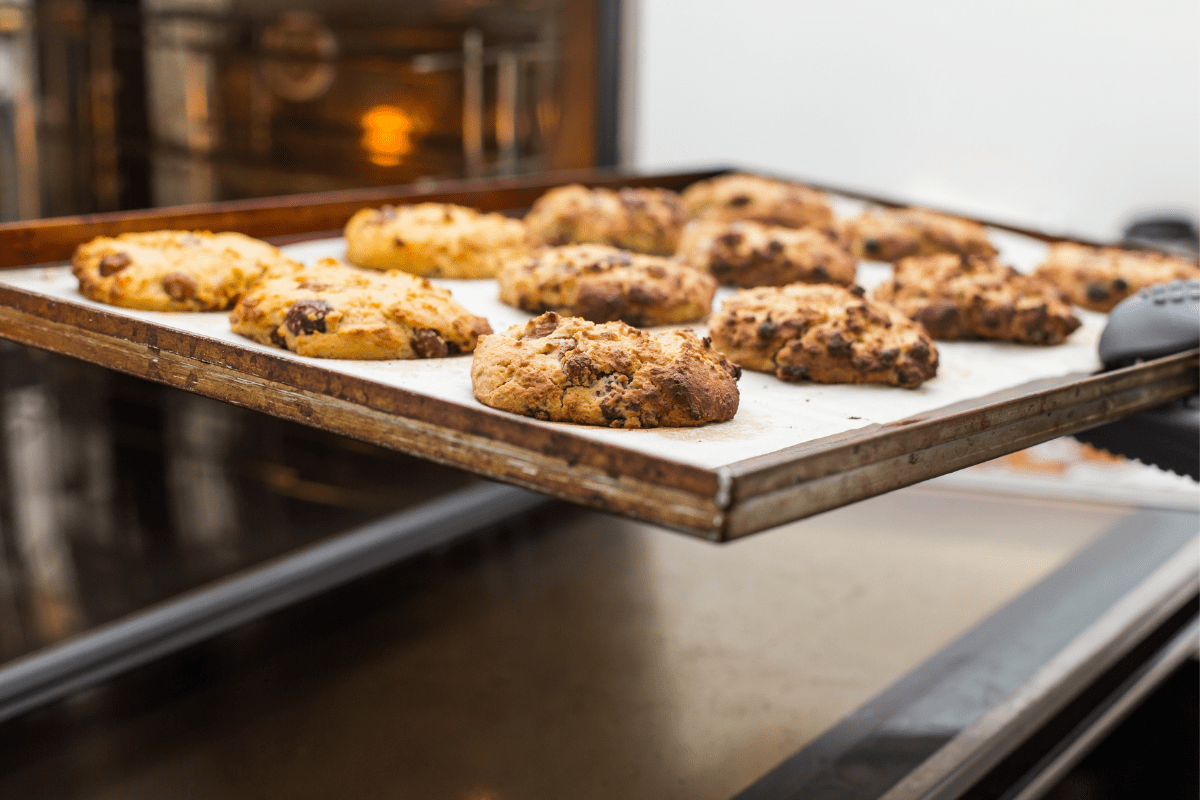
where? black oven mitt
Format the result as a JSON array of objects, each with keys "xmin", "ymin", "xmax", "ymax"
[{"xmin": 1071, "ymin": 278, "xmax": 1200, "ymax": 479}]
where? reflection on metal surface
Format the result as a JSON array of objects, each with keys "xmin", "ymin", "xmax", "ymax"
[
  {"xmin": 462, "ymin": 27, "xmax": 483, "ymax": 177},
  {"xmin": 19, "ymin": 1, "xmax": 588, "ymax": 217},
  {"xmin": 0, "ymin": 342, "xmax": 479, "ymax": 664},
  {"xmin": 259, "ymin": 11, "xmax": 337, "ymax": 103},
  {"xmin": 2, "ymin": 384, "xmax": 82, "ymax": 644},
  {"xmin": 0, "ymin": 482, "xmax": 1127, "ymax": 799},
  {"xmin": 360, "ymin": 104, "xmax": 419, "ymax": 167}
]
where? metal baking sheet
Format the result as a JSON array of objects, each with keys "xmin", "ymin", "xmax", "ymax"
[{"xmin": 0, "ymin": 170, "xmax": 1193, "ymax": 539}]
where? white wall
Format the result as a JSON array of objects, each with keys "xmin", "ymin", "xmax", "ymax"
[{"xmin": 630, "ymin": 0, "xmax": 1200, "ymax": 241}]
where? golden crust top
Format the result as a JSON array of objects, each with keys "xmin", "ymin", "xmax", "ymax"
[
  {"xmin": 524, "ymin": 185, "xmax": 688, "ymax": 255},
  {"xmin": 1034, "ymin": 242, "xmax": 1200, "ymax": 312},
  {"xmin": 71, "ymin": 230, "xmax": 294, "ymax": 312},
  {"xmin": 709, "ymin": 283, "xmax": 939, "ymax": 388},
  {"xmin": 344, "ymin": 202, "xmax": 530, "ymax": 278},
  {"xmin": 229, "ymin": 258, "xmax": 491, "ymax": 359},
  {"xmin": 677, "ymin": 219, "xmax": 856, "ymax": 288},
  {"xmin": 471, "ymin": 312, "xmax": 740, "ymax": 428},
  {"xmin": 498, "ymin": 243, "xmax": 715, "ymax": 326},
  {"xmin": 842, "ymin": 207, "xmax": 997, "ymax": 262},
  {"xmin": 681, "ymin": 173, "xmax": 834, "ymax": 229},
  {"xmin": 875, "ymin": 254, "xmax": 1082, "ymax": 344}
]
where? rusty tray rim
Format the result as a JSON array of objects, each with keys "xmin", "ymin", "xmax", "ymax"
[{"xmin": 0, "ymin": 167, "xmax": 1193, "ymax": 541}]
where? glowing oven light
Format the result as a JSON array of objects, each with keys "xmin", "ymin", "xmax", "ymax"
[{"xmin": 361, "ymin": 105, "xmax": 416, "ymax": 167}]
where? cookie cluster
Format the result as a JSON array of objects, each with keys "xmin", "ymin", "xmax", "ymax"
[{"xmin": 70, "ymin": 172, "xmax": 1163, "ymax": 429}]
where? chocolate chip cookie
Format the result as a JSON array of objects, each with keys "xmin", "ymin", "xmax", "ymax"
[
  {"xmin": 1034, "ymin": 242, "xmax": 1200, "ymax": 312},
  {"xmin": 471, "ymin": 312, "xmax": 740, "ymax": 428},
  {"xmin": 230, "ymin": 258, "xmax": 491, "ymax": 359},
  {"xmin": 709, "ymin": 284, "xmax": 938, "ymax": 388},
  {"xmin": 72, "ymin": 230, "xmax": 295, "ymax": 312},
  {"xmin": 842, "ymin": 207, "xmax": 998, "ymax": 262},
  {"xmin": 523, "ymin": 184, "xmax": 688, "ymax": 255},
  {"xmin": 498, "ymin": 244, "xmax": 715, "ymax": 326},
  {"xmin": 874, "ymin": 254, "xmax": 1081, "ymax": 344},
  {"xmin": 680, "ymin": 173, "xmax": 834, "ymax": 229},
  {"xmin": 676, "ymin": 219, "xmax": 856, "ymax": 288},
  {"xmin": 343, "ymin": 202, "xmax": 530, "ymax": 278}
]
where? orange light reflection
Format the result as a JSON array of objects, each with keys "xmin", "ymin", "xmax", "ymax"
[{"xmin": 361, "ymin": 105, "xmax": 416, "ymax": 167}]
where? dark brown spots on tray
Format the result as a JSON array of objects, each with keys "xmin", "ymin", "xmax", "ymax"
[
  {"xmin": 285, "ymin": 299, "xmax": 333, "ymax": 335},
  {"xmin": 162, "ymin": 272, "xmax": 198, "ymax": 301},
  {"xmin": 98, "ymin": 253, "xmax": 132, "ymax": 276},
  {"xmin": 410, "ymin": 328, "xmax": 449, "ymax": 358}
]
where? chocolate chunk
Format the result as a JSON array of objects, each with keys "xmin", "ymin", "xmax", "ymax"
[
  {"xmin": 863, "ymin": 238, "xmax": 880, "ymax": 255},
  {"xmin": 918, "ymin": 301, "xmax": 959, "ymax": 330},
  {"xmin": 812, "ymin": 265, "xmax": 829, "ymax": 281},
  {"xmin": 524, "ymin": 312, "xmax": 561, "ymax": 339},
  {"xmin": 575, "ymin": 283, "xmax": 628, "ymax": 322},
  {"xmin": 1085, "ymin": 283, "xmax": 1110, "ymax": 302},
  {"xmin": 98, "ymin": 252, "xmax": 131, "ymax": 276},
  {"xmin": 410, "ymin": 328, "xmax": 449, "ymax": 358},
  {"xmin": 1112, "ymin": 277, "xmax": 1129, "ymax": 292},
  {"xmin": 777, "ymin": 364, "xmax": 809, "ymax": 381},
  {"xmin": 717, "ymin": 231, "xmax": 744, "ymax": 248},
  {"xmin": 269, "ymin": 329, "xmax": 289, "ymax": 349},
  {"xmin": 827, "ymin": 332, "xmax": 853, "ymax": 356},
  {"xmin": 766, "ymin": 239, "xmax": 784, "ymax": 254},
  {"xmin": 162, "ymin": 272, "xmax": 198, "ymax": 301},
  {"xmin": 757, "ymin": 319, "xmax": 778, "ymax": 340},
  {"xmin": 393, "ymin": 237, "xmax": 406, "ymax": 248},
  {"xmin": 285, "ymin": 299, "xmax": 333, "ymax": 335},
  {"xmin": 627, "ymin": 284, "xmax": 661, "ymax": 305},
  {"xmin": 561, "ymin": 355, "xmax": 600, "ymax": 385},
  {"xmin": 728, "ymin": 194, "xmax": 752, "ymax": 208},
  {"xmin": 910, "ymin": 340, "xmax": 931, "ymax": 362}
]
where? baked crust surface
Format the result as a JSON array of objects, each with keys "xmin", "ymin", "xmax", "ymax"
[
  {"xmin": 709, "ymin": 283, "xmax": 939, "ymax": 388},
  {"xmin": 524, "ymin": 184, "xmax": 688, "ymax": 255},
  {"xmin": 677, "ymin": 219, "xmax": 856, "ymax": 288},
  {"xmin": 471, "ymin": 312, "xmax": 740, "ymax": 428},
  {"xmin": 874, "ymin": 254, "xmax": 1081, "ymax": 344},
  {"xmin": 230, "ymin": 258, "xmax": 491, "ymax": 359},
  {"xmin": 498, "ymin": 244, "xmax": 715, "ymax": 326},
  {"xmin": 842, "ymin": 207, "xmax": 998, "ymax": 263},
  {"xmin": 72, "ymin": 230, "xmax": 293, "ymax": 311},
  {"xmin": 344, "ymin": 202, "xmax": 530, "ymax": 278},
  {"xmin": 681, "ymin": 173, "xmax": 834, "ymax": 229},
  {"xmin": 1034, "ymin": 242, "xmax": 1200, "ymax": 312}
]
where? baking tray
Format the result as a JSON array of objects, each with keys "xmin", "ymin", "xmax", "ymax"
[{"xmin": 0, "ymin": 168, "xmax": 1194, "ymax": 540}]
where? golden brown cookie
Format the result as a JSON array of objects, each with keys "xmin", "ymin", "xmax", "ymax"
[
  {"xmin": 842, "ymin": 207, "xmax": 998, "ymax": 262},
  {"xmin": 72, "ymin": 230, "xmax": 294, "ymax": 312},
  {"xmin": 709, "ymin": 284, "xmax": 938, "ymax": 388},
  {"xmin": 874, "ymin": 254, "xmax": 1081, "ymax": 344},
  {"xmin": 498, "ymin": 244, "xmax": 716, "ymax": 327},
  {"xmin": 680, "ymin": 172, "xmax": 834, "ymax": 229},
  {"xmin": 343, "ymin": 202, "xmax": 529, "ymax": 278},
  {"xmin": 1033, "ymin": 242, "xmax": 1200, "ymax": 312},
  {"xmin": 676, "ymin": 219, "xmax": 856, "ymax": 288},
  {"xmin": 471, "ymin": 312, "xmax": 740, "ymax": 428},
  {"xmin": 523, "ymin": 184, "xmax": 688, "ymax": 255},
  {"xmin": 230, "ymin": 258, "xmax": 491, "ymax": 359}
]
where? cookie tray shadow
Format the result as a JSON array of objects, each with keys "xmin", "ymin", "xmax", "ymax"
[{"xmin": 0, "ymin": 168, "xmax": 1194, "ymax": 541}]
